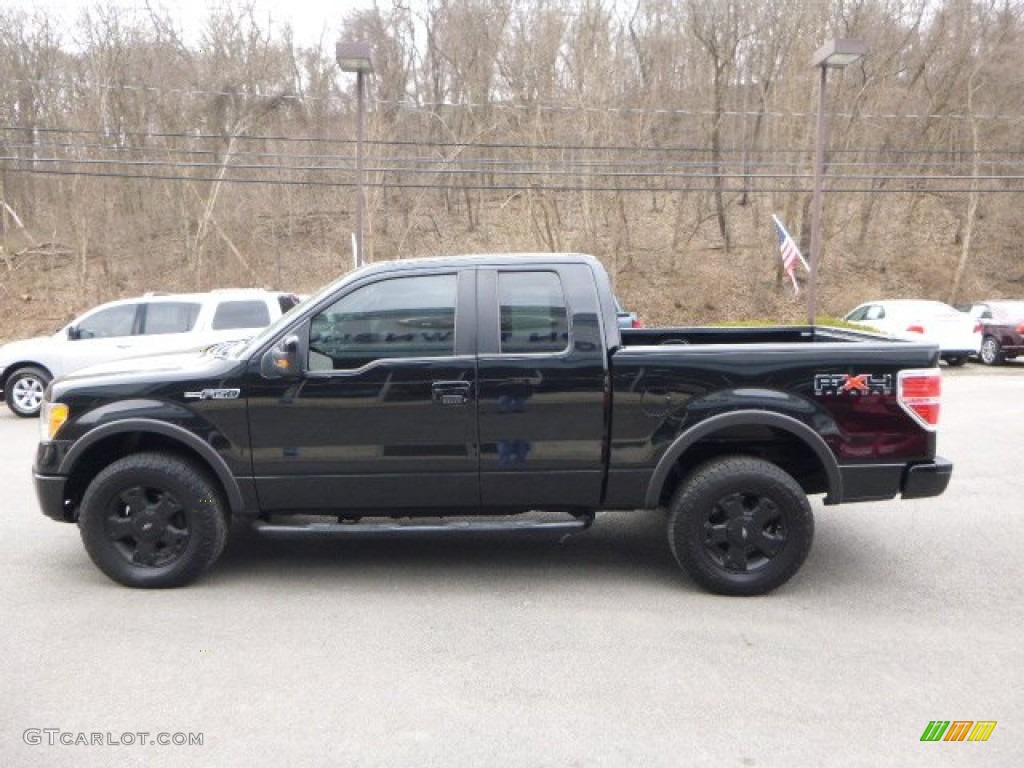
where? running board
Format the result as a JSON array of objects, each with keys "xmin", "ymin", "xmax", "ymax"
[{"xmin": 253, "ymin": 513, "xmax": 594, "ymax": 538}]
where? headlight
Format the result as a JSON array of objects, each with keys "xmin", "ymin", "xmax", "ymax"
[{"xmin": 40, "ymin": 401, "xmax": 69, "ymax": 442}]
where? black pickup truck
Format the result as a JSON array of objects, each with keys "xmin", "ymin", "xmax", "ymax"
[{"xmin": 34, "ymin": 254, "xmax": 951, "ymax": 595}]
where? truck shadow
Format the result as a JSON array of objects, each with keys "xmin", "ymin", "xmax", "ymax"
[{"xmin": 210, "ymin": 509, "xmax": 877, "ymax": 596}]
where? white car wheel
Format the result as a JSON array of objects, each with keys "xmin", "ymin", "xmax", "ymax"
[{"xmin": 5, "ymin": 367, "xmax": 51, "ymax": 417}]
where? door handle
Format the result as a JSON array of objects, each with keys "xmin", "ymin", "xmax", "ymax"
[{"xmin": 432, "ymin": 380, "xmax": 472, "ymax": 405}]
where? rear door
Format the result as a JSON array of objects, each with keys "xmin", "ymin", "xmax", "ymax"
[
  {"xmin": 134, "ymin": 300, "xmax": 204, "ymax": 355},
  {"xmin": 247, "ymin": 268, "xmax": 479, "ymax": 514},
  {"xmin": 475, "ymin": 264, "xmax": 608, "ymax": 509}
]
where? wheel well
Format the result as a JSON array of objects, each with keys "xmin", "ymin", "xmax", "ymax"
[
  {"xmin": 654, "ymin": 424, "xmax": 829, "ymax": 508},
  {"xmin": 3, "ymin": 361, "xmax": 53, "ymax": 386},
  {"xmin": 64, "ymin": 432, "xmax": 233, "ymax": 523}
]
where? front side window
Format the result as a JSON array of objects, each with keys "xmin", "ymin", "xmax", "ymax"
[
  {"xmin": 142, "ymin": 302, "xmax": 202, "ymax": 335},
  {"xmin": 75, "ymin": 304, "xmax": 138, "ymax": 339},
  {"xmin": 212, "ymin": 300, "xmax": 272, "ymax": 330},
  {"xmin": 498, "ymin": 271, "xmax": 569, "ymax": 354},
  {"xmin": 309, "ymin": 274, "xmax": 457, "ymax": 370}
]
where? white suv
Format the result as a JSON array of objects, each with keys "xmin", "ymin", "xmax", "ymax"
[{"xmin": 1, "ymin": 289, "xmax": 300, "ymax": 416}]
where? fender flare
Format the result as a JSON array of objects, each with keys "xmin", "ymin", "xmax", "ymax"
[
  {"xmin": 61, "ymin": 418, "xmax": 246, "ymax": 516},
  {"xmin": 643, "ymin": 410, "xmax": 843, "ymax": 508}
]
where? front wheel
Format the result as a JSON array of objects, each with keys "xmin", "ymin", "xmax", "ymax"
[
  {"xmin": 944, "ymin": 355, "xmax": 967, "ymax": 367},
  {"xmin": 4, "ymin": 366, "xmax": 51, "ymax": 417},
  {"xmin": 78, "ymin": 452, "xmax": 228, "ymax": 588},
  {"xmin": 667, "ymin": 457, "xmax": 813, "ymax": 596},
  {"xmin": 979, "ymin": 336, "xmax": 1004, "ymax": 366}
]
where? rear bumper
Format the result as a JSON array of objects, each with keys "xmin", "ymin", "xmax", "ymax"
[
  {"xmin": 940, "ymin": 349, "xmax": 978, "ymax": 359},
  {"xmin": 901, "ymin": 456, "xmax": 953, "ymax": 499},
  {"xmin": 837, "ymin": 456, "xmax": 953, "ymax": 503}
]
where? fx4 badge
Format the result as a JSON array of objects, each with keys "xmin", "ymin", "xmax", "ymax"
[
  {"xmin": 814, "ymin": 373, "xmax": 892, "ymax": 396},
  {"xmin": 184, "ymin": 388, "xmax": 241, "ymax": 400}
]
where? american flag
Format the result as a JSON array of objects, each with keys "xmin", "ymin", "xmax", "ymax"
[{"xmin": 772, "ymin": 214, "xmax": 809, "ymax": 296}]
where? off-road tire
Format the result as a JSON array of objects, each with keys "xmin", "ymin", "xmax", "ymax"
[
  {"xmin": 78, "ymin": 452, "xmax": 228, "ymax": 588},
  {"xmin": 668, "ymin": 456, "xmax": 813, "ymax": 596}
]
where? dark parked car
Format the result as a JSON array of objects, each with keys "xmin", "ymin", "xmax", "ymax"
[{"xmin": 961, "ymin": 300, "xmax": 1024, "ymax": 365}]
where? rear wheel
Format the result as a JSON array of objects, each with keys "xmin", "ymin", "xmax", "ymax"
[
  {"xmin": 78, "ymin": 452, "xmax": 228, "ymax": 588},
  {"xmin": 944, "ymin": 355, "xmax": 967, "ymax": 367},
  {"xmin": 668, "ymin": 457, "xmax": 813, "ymax": 596},
  {"xmin": 979, "ymin": 336, "xmax": 1004, "ymax": 366},
  {"xmin": 4, "ymin": 366, "xmax": 51, "ymax": 417}
]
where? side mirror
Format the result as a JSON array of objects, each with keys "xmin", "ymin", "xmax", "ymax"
[
  {"xmin": 67, "ymin": 326, "xmax": 81, "ymax": 341},
  {"xmin": 260, "ymin": 334, "xmax": 301, "ymax": 379}
]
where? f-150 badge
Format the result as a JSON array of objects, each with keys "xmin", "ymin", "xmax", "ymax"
[
  {"xmin": 814, "ymin": 374, "xmax": 892, "ymax": 396},
  {"xmin": 184, "ymin": 388, "xmax": 241, "ymax": 400}
]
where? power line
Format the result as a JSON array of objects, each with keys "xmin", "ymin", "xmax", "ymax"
[
  {"xmin": 6, "ymin": 125, "xmax": 1024, "ymax": 164},
  {"xmin": 7, "ymin": 76, "xmax": 1024, "ymax": 124},
  {"xmin": 6, "ymin": 142, "xmax": 1021, "ymax": 175},
  {"xmin": 8, "ymin": 152, "xmax": 1024, "ymax": 182},
  {"xmin": 9, "ymin": 163, "xmax": 1024, "ymax": 195},
  {"xmin": 5, "ymin": 146, "xmax": 1023, "ymax": 180}
]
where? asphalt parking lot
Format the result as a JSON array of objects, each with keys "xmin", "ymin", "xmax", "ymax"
[{"xmin": 1, "ymin": 364, "xmax": 1021, "ymax": 767}]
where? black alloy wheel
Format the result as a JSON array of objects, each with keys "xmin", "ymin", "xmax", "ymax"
[
  {"xmin": 78, "ymin": 452, "xmax": 227, "ymax": 588},
  {"xmin": 668, "ymin": 456, "xmax": 813, "ymax": 596}
]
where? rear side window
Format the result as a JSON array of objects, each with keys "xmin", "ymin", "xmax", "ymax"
[
  {"xmin": 142, "ymin": 302, "xmax": 201, "ymax": 335},
  {"xmin": 309, "ymin": 274, "xmax": 457, "ymax": 370},
  {"xmin": 498, "ymin": 271, "xmax": 569, "ymax": 354},
  {"xmin": 212, "ymin": 300, "xmax": 271, "ymax": 330},
  {"xmin": 75, "ymin": 304, "xmax": 138, "ymax": 339}
]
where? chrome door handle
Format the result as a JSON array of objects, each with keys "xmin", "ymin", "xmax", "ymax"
[{"xmin": 432, "ymin": 380, "xmax": 472, "ymax": 405}]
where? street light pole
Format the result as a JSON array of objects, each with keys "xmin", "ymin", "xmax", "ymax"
[
  {"xmin": 807, "ymin": 38, "xmax": 866, "ymax": 326},
  {"xmin": 336, "ymin": 42, "xmax": 374, "ymax": 268}
]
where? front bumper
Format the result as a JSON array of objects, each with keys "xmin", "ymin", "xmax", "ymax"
[
  {"xmin": 34, "ymin": 472, "xmax": 72, "ymax": 522},
  {"xmin": 901, "ymin": 456, "xmax": 953, "ymax": 499}
]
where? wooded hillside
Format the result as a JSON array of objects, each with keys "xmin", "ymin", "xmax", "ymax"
[{"xmin": 2, "ymin": 0, "xmax": 1023, "ymax": 338}]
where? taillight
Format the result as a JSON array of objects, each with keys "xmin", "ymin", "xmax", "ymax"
[
  {"xmin": 973, "ymin": 322, "xmax": 983, "ymax": 333},
  {"xmin": 898, "ymin": 369, "xmax": 942, "ymax": 430},
  {"xmin": 906, "ymin": 324, "xmax": 925, "ymax": 334},
  {"xmin": 1016, "ymin": 323, "xmax": 1024, "ymax": 334},
  {"xmin": 631, "ymin": 317, "xmax": 644, "ymax": 329}
]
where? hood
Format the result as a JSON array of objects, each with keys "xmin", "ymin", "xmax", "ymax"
[
  {"xmin": 0, "ymin": 333, "xmax": 61, "ymax": 364},
  {"xmin": 54, "ymin": 349, "xmax": 242, "ymax": 388}
]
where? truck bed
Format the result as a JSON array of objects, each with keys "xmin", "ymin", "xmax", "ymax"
[{"xmin": 619, "ymin": 325, "xmax": 884, "ymax": 347}]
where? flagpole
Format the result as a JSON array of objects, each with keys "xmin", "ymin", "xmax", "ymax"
[{"xmin": 808, "ymin": 63, "xmax": 827, "ymax": 327}]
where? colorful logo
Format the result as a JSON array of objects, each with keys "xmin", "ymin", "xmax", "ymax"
[
  {"xmin": 814, "ymin": 373, "xmax": 893, "ymax": 396},
  {"xmin": 920, "ymin": 721, "xmax": 997, "ymax": 742}
]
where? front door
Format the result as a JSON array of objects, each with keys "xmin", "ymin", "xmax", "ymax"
[{"xmin": 247, "ymin": 269, "xmax": 479, "ymax": 515}]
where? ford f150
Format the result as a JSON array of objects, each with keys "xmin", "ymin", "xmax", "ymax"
[{"xmin": 34, "ymin": 254, "xmax": 952, "ymax": 595}]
